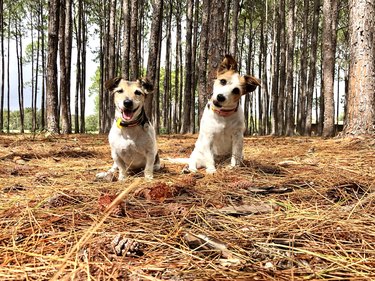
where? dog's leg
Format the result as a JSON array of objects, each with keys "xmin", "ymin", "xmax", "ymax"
[
  {"xmin": 96, "ymin": 162, "xmax": 118, "ymax": 180},
  {"xmin": 153, "ymin": 152, "xmax": 161, "ymax": 171},
  {"xmin": 189, "ymin": 141, "xmax": 216, "ymax": 174},
  {"xmin": 230, "ymin": 131, "xmax": 243, "ymax": 168},
  {"xmin": 144, "ymin": 152, "xmax": 155, "ymax": 181}
]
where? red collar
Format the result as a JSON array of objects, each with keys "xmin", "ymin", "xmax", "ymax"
[{"xmin": 209, "ymin": 102, "xmax": 239, "ymax": 117}]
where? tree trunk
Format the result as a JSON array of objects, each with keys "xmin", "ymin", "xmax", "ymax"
[
  {"xmin": 343, "ymin": 0, "xmax": 375, "ymax": 136},
  {"xmin": 129, "ymin": 0, "xmax": 138, "ymax": 80},
  {"xmin": 305, "ymin": 0, "xmax": 320, "ymax": 136},
  {"xmin": 285, "ymin": 0, "xmax": 295, "ymax": 136},
  {"xmin": 163, "ymin": 0, "xmax": 172, "ymax": 133},
  {"xmin": 296, "ymin": 0, "xmax": 309, "ymax": 135},
  {"xmin": 207, "ymin": 0, "xmax": 225, "ymax": 101},
  {"xmin": 229, "ymin": 0, "xmax": 240, "ymax": 56},
  {"xmin": 46, "ymin": 0, "xmax": 60, "ymax": 133},
  {"xmin": 190, "ymin": 0, "xmax": 199, "ymax": 133},
  {"xmin": 197, "ymin": 0, "xmax": 210, "ymax": 123},
  {"xmin": 277, "ymin": 0, "xmax": 286, "ymax": 135},
  {"xmin": 322, "ymin": 0, "xmax": 338, "ymax": 137},
  {"xmin": 40, "ymin": 0, "xmax": 46, "ymax": 130},
  {"xmin": 74, "ymin": 0, "xmax": 82, "ymax": 133},
  {"xmin": 122, "ymin": 0, "xmax": 130, "ymax": 79},
  {"xmin": 180, "ymin": 0, "xmax": 194, "ymax": 134},
  {"xmin": 145, "ymin": 0, "xmax": 163, "ymax": 122},
  {"xmin": 173, "ymin": 1, "xmax": 181, "ymax": 133},
  {"xmin": 59, "ymin": 0, "xmax": 69, "ymax": 134},
  {"xmin": 271, "ymin": 0, "xmax": 280, "ymax": 135},
  {"xmin": 80, "ymin": 4, "xmax": 87, "ymax": 133}
]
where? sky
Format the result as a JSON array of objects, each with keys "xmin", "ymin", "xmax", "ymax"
[{"xmin": 1, "ymin": 37, "xmax": 98, "ymax": 116}]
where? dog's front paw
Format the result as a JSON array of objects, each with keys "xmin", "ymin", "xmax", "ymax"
[
  {"xmin": 206, "ymin": 167, "xmax": 216, "ymax": 174},
  {"xmin": 226, "ymin": 164, "xmax": 238, "ymax": 170},
  {"xmin": 96, "ymin": 172, "xmax": 108, "ymax": 179},
  {"xmin": 96, "ymin": 171, "xmax": 116, "ymax": 182},
  {"xmin": 144, "ymin": 172, "xmax": 154, "ymax": 181},
  {"xmin": 118, "ymin": 173, "xmax": 126, "ymax": 181}
]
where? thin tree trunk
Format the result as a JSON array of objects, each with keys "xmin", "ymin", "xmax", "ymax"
[
  {"xmin": 322, "ymin": 0, "xmax": 338, "ymax": 137},
  {"xmin": 163, "ymin": 0, "xmax": 172, "ymax": 133},
  {"xmin": 180, "ymin": 0, "xmax": 194, "ymax": 134},
  {"xmin": 145, "ymin": 0, "xmax": 163, "ymax": 122},
  {"xmin": 65, "ymin": 0, "xmax": 73, "ymax": 132},
  {"xmin": 59, "ymin": 0, "xmax": 69, "ymax": 134},
  {"xmin": 297, "ymin": 0, "xmax": 309, "ymax": 135},
  {"xmin": 46, "ymin": 0, "xmax": 60, "ymax": 133},
  {"xmin": 129, "ymin": 0, "xmax": 139, "ymax": 80},
  {"xmin": 271, "ymin": 0, "xmax": 280, "ymax": 135},
  {"xmin": 40, "ymin": 0, "xmax": 46, "ymax": 130},
  {"xmin": 285, "ymin": 0, "xmax": 295, "ymax": 136},
  {"xmin": 122, "ymin": 0, "xmax": 130, "ymax": 79},
  {"xmin": 229, "ymin": 0, "xmax": 240, "ymax": 56},
  {"xmin": 305, "ymin": 0, "xmax": 320, "ymax": 136},
  {"xmin": 197, "ymin": 0, "xmax": 210, "ymax": 123},
  {"xmin": 79, "ymin": 2, "xmax": 87, "ymax": 133},
  {"xmin": 277, "ymin": 0, "xmax": 286, "ymax": 135},
  {"xmin": 190, "ymin": 0, "xmax": 199, "ymax": 133}
]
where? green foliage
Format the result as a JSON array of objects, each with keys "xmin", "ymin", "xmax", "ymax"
[{"xmin": 85, "ymin": 114, "xmax": 99, "ymax": 132}]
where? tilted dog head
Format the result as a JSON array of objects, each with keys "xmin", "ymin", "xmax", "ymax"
[
  {"xmin": 211, "ymin": 55, "xmax": 260, "ymax": 110},
  {"xmin": 105, "ymin": 77, "xmax": 153, "ymax": 121}
]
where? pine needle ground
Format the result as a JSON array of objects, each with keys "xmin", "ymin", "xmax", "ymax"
[{"xmin": 0, "ymin": 134, "xmax": 374, "ymax": 280}]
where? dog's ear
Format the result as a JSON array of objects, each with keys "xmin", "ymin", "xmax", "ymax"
[
  {"xmin": 138, "ymin": 78, "xmax": 153, "ymax": 94},
  {"xmin": 243, "ymin": 75, "xmax": 261, "ymax": 94},
  {"xmin": 105, "ymin": 77, "xmax": 122, "ymax": 92},
  {"xmin": 217, "ymin": 54, "xmax": 237, "ymax": 74}
]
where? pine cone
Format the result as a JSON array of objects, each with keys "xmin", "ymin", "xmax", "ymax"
[{"xmin": 112, "ymin": 234, "xmax": 142, "ymax": 257}]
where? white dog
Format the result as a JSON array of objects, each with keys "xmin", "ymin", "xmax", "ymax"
[
  {"xmin": 96, "ymin": 77, "xmax": 160, "ymax": 181},
  {"xmin": 187, "ymin": 55, "xmax": 260, "ymax": 174}
]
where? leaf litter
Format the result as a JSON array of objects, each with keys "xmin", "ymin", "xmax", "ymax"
[{"xmin": 0, "ymin": 134, "xmax": 374, "ymax": 280}]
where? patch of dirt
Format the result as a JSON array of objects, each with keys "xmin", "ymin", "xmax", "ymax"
[{"xmin": 0, "ymin": 134, "xmax": 374, "ymax": 280}]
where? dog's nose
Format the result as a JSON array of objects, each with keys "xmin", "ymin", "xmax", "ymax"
[
  {"xmin": 216, "ymin": 94, "xmax": 226, "ymax": 102},
  {"xmin": 123, "ymin": 99, "xmax": 133, "ymax": 108}
]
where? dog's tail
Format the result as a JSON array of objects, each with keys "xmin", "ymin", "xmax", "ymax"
[{"xmin": 163, "ymin": 157, "xmax": 190, "ymax": 164}]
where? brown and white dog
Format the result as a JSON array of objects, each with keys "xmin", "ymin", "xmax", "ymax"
[
  {"xmin": 96, "ymin": 77, "xmax": 160, "ymax": 181},
  {"xmin": 187, "ymin": 55, "xmax": 260, "ymax": 174}
]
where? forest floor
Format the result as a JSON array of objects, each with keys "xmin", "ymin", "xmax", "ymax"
[{"xmin": 0, "ymin": 133, "xmax": 374, "ymax": 281}]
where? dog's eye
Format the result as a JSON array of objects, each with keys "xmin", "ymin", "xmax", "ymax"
[
  {"xmin": 117, "ymin": 89, "xmax": 124, "ymax": 94},
  {"xmin": 232, "ymin": 88, "xmax": 240, "ymax": 95},
  {"xmin": 220, "ymin": 79, "xmax": 227, "ymax": 85},
  {"xmin": 135, "ymin": 90, "xmax": 143, "ymax": 96}
]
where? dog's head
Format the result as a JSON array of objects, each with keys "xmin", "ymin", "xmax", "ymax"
[
  {"xmin": 105, "ymin": 77, "xmax": 153, "ymax": 121},
  {"xmin": 211, "ymin": 55, "xmax": 260, "ymax": 110}
]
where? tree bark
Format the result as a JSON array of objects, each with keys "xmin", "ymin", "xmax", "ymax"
[
  {"xmin": 122, "ymin": 0, "xmax": 130, "ymax": 79},
  {"xmin": 343, "ymin": 0, "xmax": 375, "ymax": 136},
  {"xmin": 322, "ymin": 0, "xmax": 338, "ymax": 137},
  {"xmin": 180, "ymin": 0, "xmax": 194, "ymax": 134},
  {"xmin": 129, "ymin": 0, "xmax": 138, "ymax": 80},
  {"xmin": 59, "ymin": 0, "xmax": 69, "ymax": 134},
  {"xmin": 229, "ymin": 0, "xmax": 240, "ymax": 56},
  {"xmin": 285, "ymin": 0, "xmax": 295, "ymax": 136},
  {"xmin": 46, "ymin": 0, "xmax": 60, "ymax": 133},
  {"xmin": 197, "ymin": 0, "xmax": 210, "ymax": 123},
  {"xmin": 145, "ymin": 0, "xmax": 163, "ymax": 122},
  {"xmin": 305, "ymin": 0, "xmax": 320, "ymax": 136},
  {"xmin": 277, "ymin": 0, "xmax": 286, "ymax": 135}
]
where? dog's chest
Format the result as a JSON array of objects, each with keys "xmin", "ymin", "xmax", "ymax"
[{"xmin": 109, "ymin": 127, "xmax": 151, "ymax": 156}]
